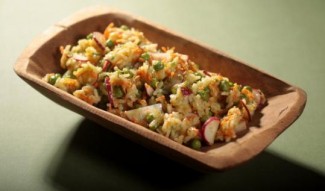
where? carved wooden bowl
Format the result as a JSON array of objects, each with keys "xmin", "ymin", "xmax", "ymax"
[{"xmin": 14, "ymin": 6, "xmax": 307, "ymax": 171}]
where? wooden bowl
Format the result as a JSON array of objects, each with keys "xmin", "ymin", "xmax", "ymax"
[{"xmin": 14, "ymin": 6, "xmax": 307, "ymax": 171}]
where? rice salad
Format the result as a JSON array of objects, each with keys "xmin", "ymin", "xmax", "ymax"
[{"xmin": 43, "ymin": 23, "xmax": 266, "ymax": 150}]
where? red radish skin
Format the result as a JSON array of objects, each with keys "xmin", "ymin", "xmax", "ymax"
[
  {"xmin": 105, "ymin": 77, "xmax": 114, "ymax": 106},
  {"xmin": 201, "ymin": 117, "xmax": 220, "ymax": 145},
  {"xmin": 181, "ymin": 87, "xmax": 192, "ymax": 96},
  {"xmin": 93, "ymin": 32, "xmax": 106, "ymax": 51},
  {"xmin": 240, "ymin": 100, "xmax": 251, "ymax": 121},
  {"xmin": 102, "ymin": 60, "xmax": 111, "ymax": 72},
  {"xmin": 203, "ymin": 70, "xmax": 211, "ymax": 77}
]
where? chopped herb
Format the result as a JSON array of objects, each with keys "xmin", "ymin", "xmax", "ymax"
[
  {"xmin": 86, "ymin": 33, "xmax": 93, "ymax": 39},
  {"xmin": 113, "ymin": 85, "xmax": 124, "ymax": 98},
  {"xmin": 146, "ymin": 114, "xmax": 155, "ymax": 123},
  {"xmin": 149, "ymin": 124, "xmax": 159, "ymax": 131},
  {"xmin": 194, "ymin": 72, "xmax": 203, "ymax": 78},
  {"xmin": 198, "ymin": 87, "xmax": 210, "ymax": 101},
  {"xmin": 151, "ymin": 78, "xmax": 158, "ymax": 88},
  {"xmin": 243, "ymin": 85, "xmax": 252, "ymax": 92},
  {"xmin": 171, "ymin": 86, "xmax": 177, "ymax": 94}
]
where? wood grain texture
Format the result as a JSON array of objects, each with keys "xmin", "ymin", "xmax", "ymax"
[{"xmin": 13, "ymin": 6, "xmax": 307, "ymax": 171}]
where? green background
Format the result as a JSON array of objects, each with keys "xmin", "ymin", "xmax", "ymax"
[{"xmin": 1, "ymin": 0, "xmax": 325, "ymax": 190}]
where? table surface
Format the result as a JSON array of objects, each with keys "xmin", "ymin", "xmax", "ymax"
[{"xmin": 1, "ymin": 0, "xmax": 325, "ymax": 190}]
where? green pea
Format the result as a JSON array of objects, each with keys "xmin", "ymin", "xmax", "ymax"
[
  {"xmin": 191, "ymin": 139, "xmax": 202, "ymax": 150},
  {"xmin": 49, "ymin": 73, "xmax": 61, "ymax": 85},
  {"xmin": 141, "ymin": 52, "xmax": 150, "ymax": 61},
  {"xmin": 219, "ymin": 80, "xmax": 231, "ymax": 92},
  {"xmin": 106, "ymin": 39, "xmax": 114, "ymax": 48},
  {"xmin": 113, "ymin": 86, "xmax": 124, "ymax": 98},
  {"xmin": 153, "ymin": 61, "xmax": 164, "ymax": 71}
]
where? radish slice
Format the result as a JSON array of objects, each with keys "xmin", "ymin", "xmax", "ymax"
[
  {"xmin": 125, "ymin": 104, "xmax": 163, "ymax": 125},
  {"xmin": 93, "ymin": 32, "xmax": 106, "ymax": 51},
  {"xmin": 73, "ymin": 54, "xmax": 88, "ymax": 62},
  {"xmin": 234, "ymin": 120, "xmax": 247, "ymax": 133},
  {"xmin": 203, "ymin": 70, "xmax": 211, "ymax": 77},
  {"xmin": 240, "ymin": 100, "xmax": 251, "ymax": 121},
  {"xmin": 201, "ymin": 117, "xmax": 220, "ymax": 145},
  {"xmin": 105, "ymin": 77, "xmax": 114, "ymax": 106},
  {"xmin": 144, "ymin": 83, "xmax": 154, "ymax": 96},
  {"xmin": 102, "ymin": 60, "xmax": 111, "ymax": 72},
  {"xmin": 252, "ymin": 89, "xmax": 266, "ymax": 106},
  {"xmin": 181, "ymin": 87, "xmax": 192, "ymax": 96}
]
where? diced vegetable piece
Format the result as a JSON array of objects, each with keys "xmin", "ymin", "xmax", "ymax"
[
  {"xmin": 141, "ymin": 52, "xmax": 150, "ymax": 61},
  {"xmin": 191, "ymin": 139, "xmax": 202, "ymax": 150},
  {"xmin": 234, "ymin": 120, "xmax": 247, "ymax": 133},
  {"xmin": 86, "ymin": 33, "xmax": 93, "ymax": 39},
  {"xmin": 150, "ymin": 78, "xmax": 158, "ymax": 88},
  {"xmin": 106, "ymin": 39, "xmax": 114, "ymax": 48},
  {"xmin": 120, "ymin": 25, "xmax": 129, "ymax": 30},
  {"xmin": 201, "ymin": 117, "xmax": 220, "ymax": 145},
  {"xmin": 203, "ymin": 70, "xmax": 211, "ymax": 77},
  {"xmin": 146, "ymin": 114, "xmax": 155, "ymax": 123},
  {"xmin": 219, "ymin": 80, "xmax": 231, "ymax": 92},
  {"xmin": 113, "ymin": 85, "xmax": 124, "ymax": 98},
  {"xmin": 49, "ymin": 73, "xmax": 61, "ymax": 85},
  {"xmin": 105, "ymin": 77, "xmax": 114, "ymax": 105},
  {"xmin": 243, "ymin": 85, "xmax": 252, "ymax": 92},
  {"xmin": 125, "ymin": 104, "xmax": 163, "ymax": 125},
  {"xmin": 240, "ymin": 100, "xmax": 251, "ymax": 121},
  {"xmin": 102, "ymin": 60, "xmax": 111, "ymax": 72},
  {"xmin": 73, "ymin": 54, "xmax": 88, "ymax": 62},
  {"xmin": 93, "ymin": 32, "xmax": 106, "ymax": 51},
  {"xmin": 198, "ymin": 87, "xmax": 210, "ymax": 101},
  {"xmin": 181, "ymin": 87, "xmax": 192, "ymax": 96},
  {"xmin": 144, "ymin": 83, "xmax": 154, "ymax": 96},
  {"xmin": 252, "ymin": 89, "xmax": 266, "ymax": 106},
  {"xmin": 171, "ymin": 86, "xmax": 177, "ymax": 94},
  {"xmin": 153, "ymin": 61, "xmax": 164, "ymax": 71}
]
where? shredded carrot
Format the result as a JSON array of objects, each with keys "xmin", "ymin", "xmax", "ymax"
[{"xmin": 104, "ymin": 22, "xmax": 114, "ymax": 39}]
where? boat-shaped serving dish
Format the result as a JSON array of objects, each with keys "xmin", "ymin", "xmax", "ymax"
[{"xmin": 14, "ymin": 6, "xmax": 307, "ymax": 171}]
